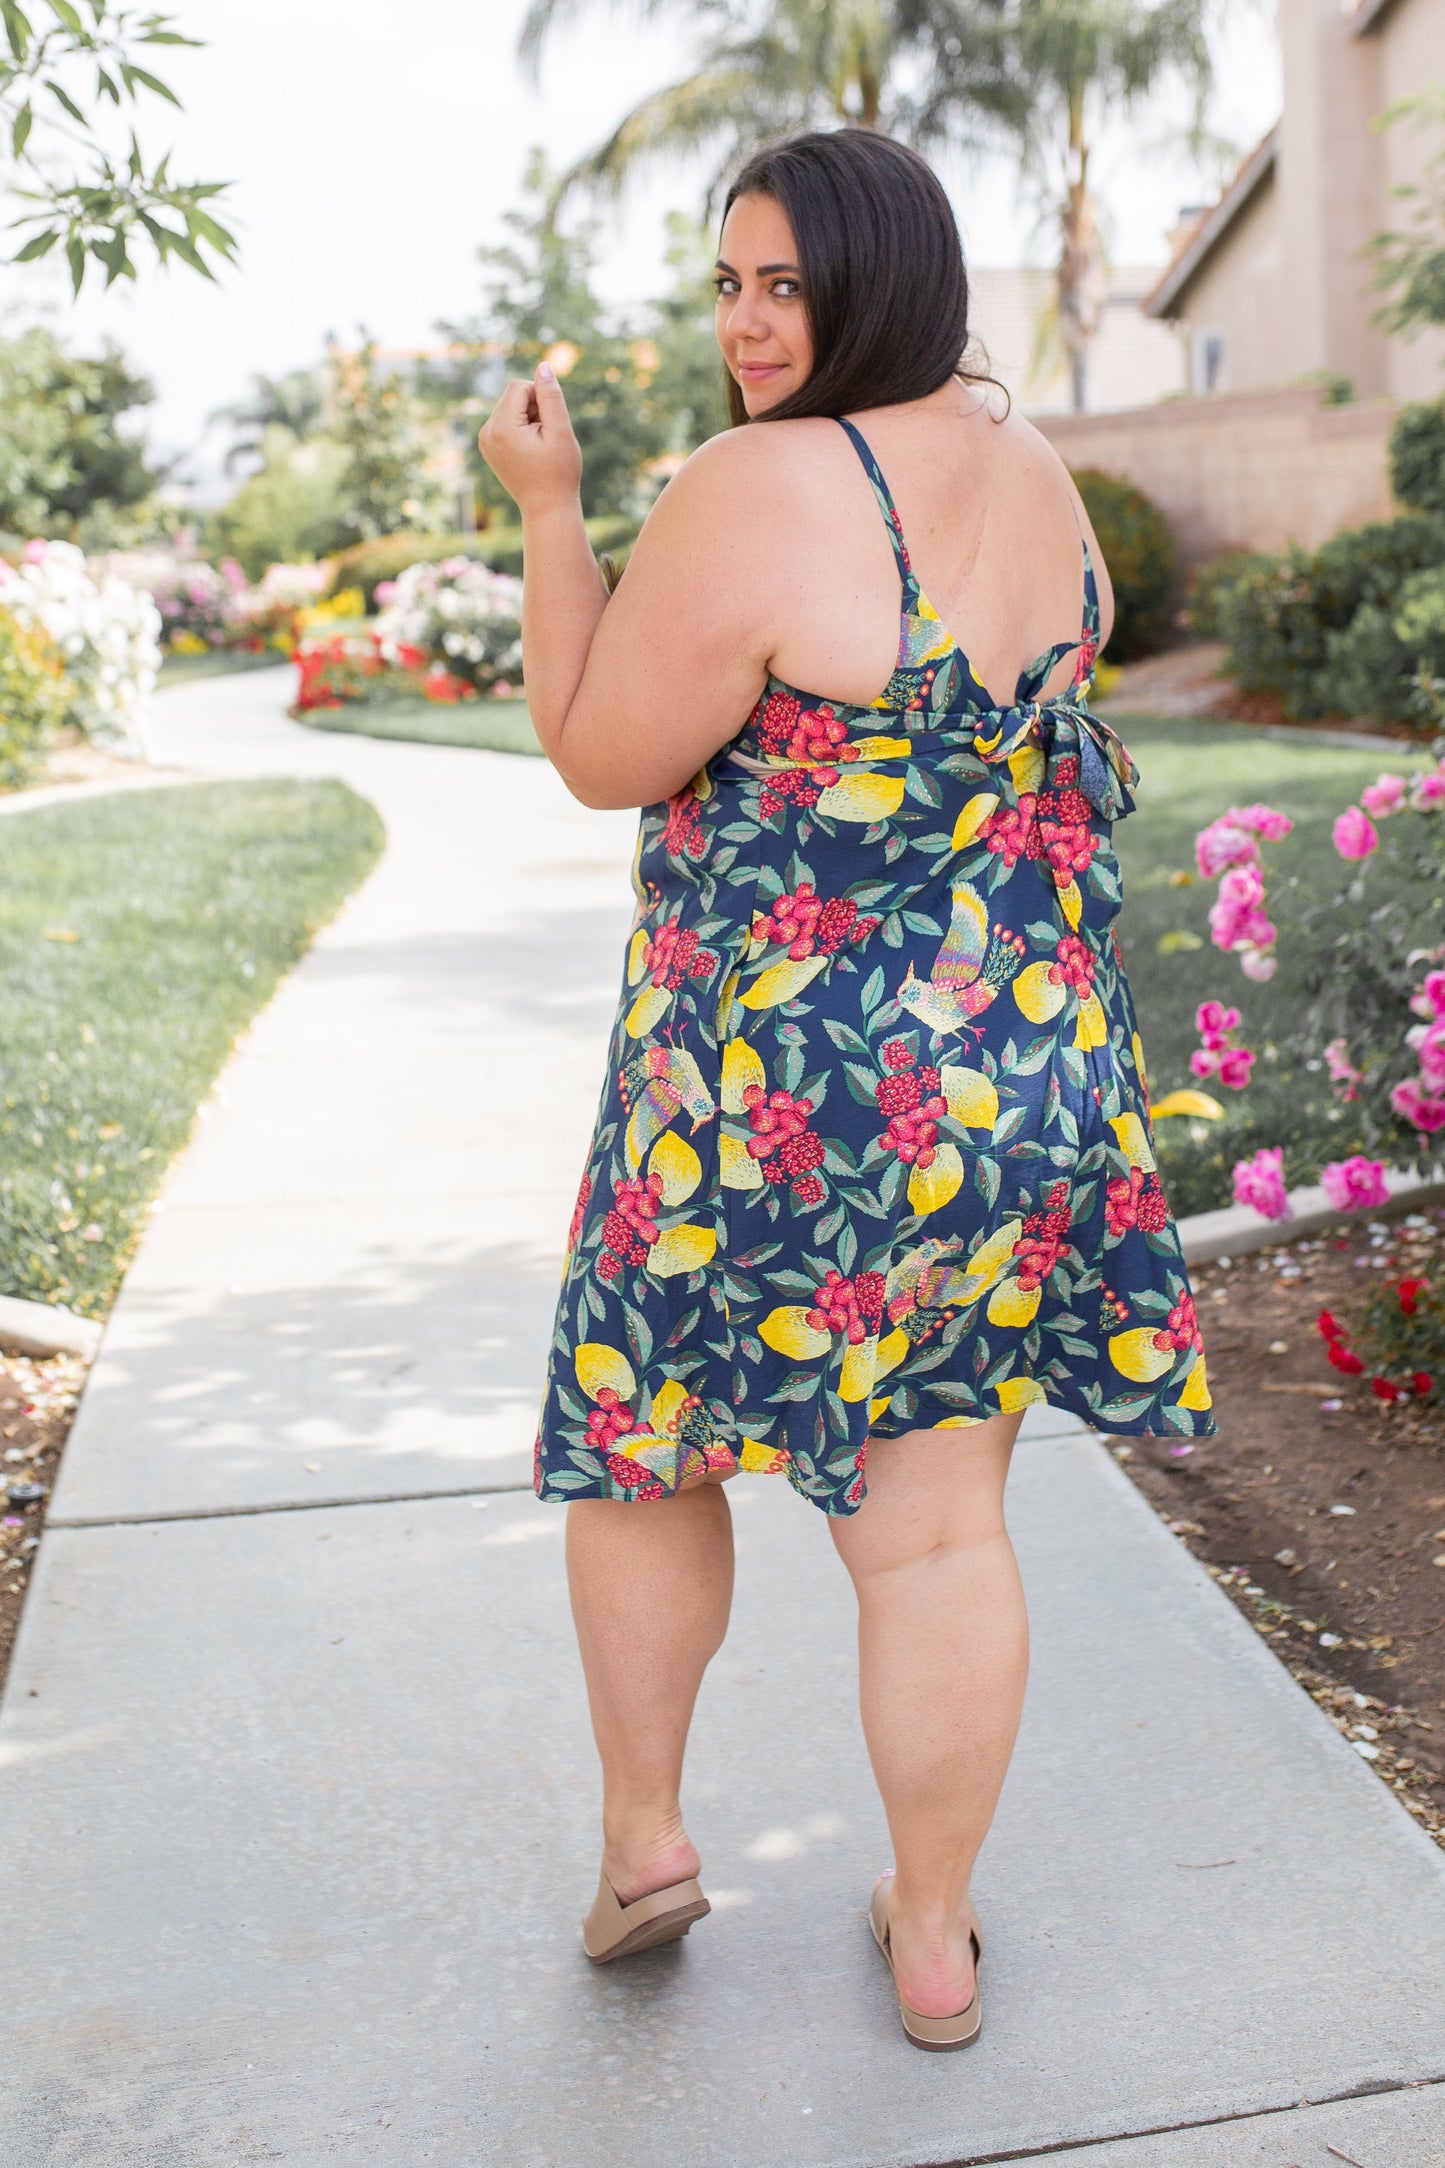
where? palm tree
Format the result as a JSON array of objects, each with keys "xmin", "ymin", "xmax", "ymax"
[
  {"xmin": 903, "ymin": 0, "xmax": 1218, "ymax": 409},
  {"xmin": 517, "ymin": 0, "xmax": 1019, "ymax": 205},
  {"xmin": 210, "ymin": 370, "xmax": 327, "ymax": 473}
]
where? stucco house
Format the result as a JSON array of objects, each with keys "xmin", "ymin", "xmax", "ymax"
[
  {"xmin": 966, "ymin": 266, "xmax": 1187, "ymax": 413},
  {"xmin": 1145, "ymin": 0, "xmax": 1445, "ymax": 401}
]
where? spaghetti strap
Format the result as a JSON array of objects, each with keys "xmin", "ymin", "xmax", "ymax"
[{"xmin": 836, "ymin": 417, "xmax": 918, "ymax": 604}]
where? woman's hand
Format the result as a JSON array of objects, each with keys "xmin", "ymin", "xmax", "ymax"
[{"xmin": 477, "ymin": 361, "xmax": 583, "ymax": 516}]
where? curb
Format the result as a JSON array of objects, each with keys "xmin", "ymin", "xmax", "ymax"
[
  {"xmin": 0, "ymin": 1295, "xmax": 102, "ymax": 1361},
  {"xmin": 1176, "ymin": 1168, "xmax": 1445, "ymax": 1266},
  {"xmin": 0, "ymin": 771, "xmax": 195, "ymax": 819},
  {"xmin": 1099, "ymin": 707, "xmax": 1399, "ymax": 755}
]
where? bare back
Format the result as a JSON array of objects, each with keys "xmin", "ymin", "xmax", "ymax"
[{"xmin": 759, "ymin": 381, "xmax": 1115, "ymax": 714}]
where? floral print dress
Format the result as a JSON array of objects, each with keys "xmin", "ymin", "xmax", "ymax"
[{"xmin": 536, "ymin": 417, "xmax": 1215, "ymax": 1516}]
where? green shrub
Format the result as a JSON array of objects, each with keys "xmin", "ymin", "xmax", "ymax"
[
  {"xmin": 1208, "ymin": 403, "xmax": 1445, "ymax": 724},
  {"xmin": 206, "ymin": 432, "xmax": 351, "ymax": 581},
  {"xmin": 1396, "ymin": 566, "xmax": 1445, "ymax": 726},
  {"xmin": 1216, "ymin": 513, "xmax": 1445, "ymax": 721},
  {"xmin": 1390, "ymin": 400, "xmax": 1445, "ymax": 516},
  {"xmin": 0, "ymin": 605, "xmax": 71, "ymax": 791},
  {"xmin": 1072, "ymin": 469, "xmax": 1178, "ymax": 660},
  {"xmin": 326, "ymin": 517, "xmax": 639, "ymax": 609},
  {"xmin": 1185, "ymin": 551, "xmax": 1274, "ymax": 640}
]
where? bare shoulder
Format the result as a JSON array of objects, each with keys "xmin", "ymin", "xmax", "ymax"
[
  {"xmin": 628, "ymin": 416, "xmax": 841, "ymax": 579},
  {"xmin": 660, "ymin": 414, "xmax": 844, "ymax": 504},
  {"xmin": 983, "ymin": 402, "xmax": 1077, "ymax": 493}
]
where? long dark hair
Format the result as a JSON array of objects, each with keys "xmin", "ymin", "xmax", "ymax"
[{"xmin": 720, "ymin": 129, "xmax": 995, "ymax": 427}]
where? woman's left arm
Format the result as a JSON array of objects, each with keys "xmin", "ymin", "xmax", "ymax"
[{"xmin": 479, "ymin": 363, "xmax": 785, "ymax": 811}]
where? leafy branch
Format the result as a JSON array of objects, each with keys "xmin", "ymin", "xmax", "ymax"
[
  {"xmin": 1371, "ymin": 89, "xmax": 1445, "ymax": 342},
  {"xmin": 1, "ymin": 0, "xmax": 235, "ymax": 289}
]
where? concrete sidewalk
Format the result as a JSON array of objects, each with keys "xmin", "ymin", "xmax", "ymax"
[{"xmin": 2, "ymin": 671, "xmax": 1444, "ymax": 2166}]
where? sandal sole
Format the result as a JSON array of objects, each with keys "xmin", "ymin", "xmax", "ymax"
[{"xmin": 585, "ymin": 1897, "xmax": 711, "ymax": 1964}]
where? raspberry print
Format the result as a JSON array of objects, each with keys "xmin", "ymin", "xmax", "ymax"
[
  {"xmin": 877, "ymin": 1079, "xmax": 949, "ymax": 1166},
  {"xmin": 644, "ymin": 917, "xmax": 718, "ymax": 990},
  {"xmin": 1040, "ymin": 819, "xmax": 1096, "ymax": 881},
  {"xmin": 1137, "ymin": 1177, "xmax": 1170, "ymax": 1234},
  {"xmin": 981, "ymin": 797, "xmax": 1045, "ymax": 869},
  {"xmin": 753, "ymin": 688, "xmax": 803, "ymax": 754},
  {"xmin": 536, "ymin": 410, "xmax": 1213, "ymax": 1523},
  {"xmin": 805, "ymin": 1269, "xmax": 886, "ymax": 1345},
  {"xmin": 662, "ymin": 787, "xmax": 707, "ymax": 862},
  {"xmin": 1012, "ymin": 1182, "xmax": 1073, "ymax": 1289},
  {"xmin": 759, "ymin": 768, "xmax": 829, "ymax": 820},
  {"xmin": 597, "ymin": 1173, "xmax": 662, "ymax": 1278},
  {"xmin": 852, "ymin": 1272, "xmax": 886, "ymax": 1324},
  {"xmin": 754, "ymin": 700, "xmax": 862, "ymax": 820},
  {"xmin": 603, "ymin": 1450, "xmax": 665, "ymax": 1501},
  {"xmin": 744, "ymin": 1085, "xmax": 827, "ymax": 1200},
  {"xmin": 876, "ymin": 1071, "xmax": 923, "ymax": 1117},
  {"xmin": 1155, "ymin": 1292, "xmax": 1204, "ymax": 1355},
  {"xmin": 1105, "ymin": 1167, "xmax": 1146, "ymax": 1237},
  {"xmin": 586, "ymin": 1386, "xmax": 637, "ymax": 1445},
  {"xmin": 1051, "ymin": 935, "xmax": 1096, "ymax": 994},
  {"xmin": 567, "ymin": 1171, "xmax": 592, "ymax": 1253},
  {"xmin": 755, "ymin": 882, "xmax": 825, "ymax": 958}
]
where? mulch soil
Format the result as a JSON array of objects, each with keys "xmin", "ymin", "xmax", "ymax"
[
  {"xmin": 1098, "ymin": 640, "xmax": 1412, "ymax": 738},
  {"xmin": 1115, "ymin": 1208, "xmax": 1445, "ymax": 1852},
  {"xmin": 0, "ymin": 1353, "xmax": 87, "ymax": 1693},
  {"xmin": 4, "ymin": 1218, "xmax": 1445, "ymax": 1866}
]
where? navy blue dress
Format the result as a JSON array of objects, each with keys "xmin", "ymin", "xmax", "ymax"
[{"xmin": 536, "ymin": 417, "xmax": 1215, "ymax": 1514}]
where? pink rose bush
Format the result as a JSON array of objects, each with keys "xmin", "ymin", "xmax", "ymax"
[
  {"xmin": 1176, "ymin": 760, "xmax": 1445, "ymax": 1232},
  {"xmin": 1360, "ymin": 773, "xmax": 1407, "ymax": 818},
  {"xmin": 1323, "ymin": 1037, "xmax": 1362, "ymax": 1102},
  {"xmin": 1232, "ymin": 1147, "xmax": 1291, "ymax": 1221},
  {"xmin": 1318, "ymin": 1156, "xmax": 1389, "ymax": 1212},
  {"xmin": 1189, "ymin": 1000, "xmax": 1255, "ymax": 1090},
  {"xmin": 1332, "ymin": 804, "xmax": 1380, "ymax": 861},
  {"xmin": 1392, "ymin": 961, "xmax": 1445, "ymax": 1132},
  {"xmin": 1195, "ymin": 804, "xmax": 1292, "ymax": 981}
]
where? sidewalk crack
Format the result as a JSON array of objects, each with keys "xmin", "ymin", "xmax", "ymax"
[
  {"xmin": 45, "ymin": 1478, "xmax": 537, "ymax": 1530},
  {"xmin": 928, "ymin": 2072, "xmax": 1445, "ymax": 2165}
]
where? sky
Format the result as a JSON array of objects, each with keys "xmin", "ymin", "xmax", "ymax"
[{"xmin": 4, "ymin": 0, "xmax": 1282, "ymax": 482}]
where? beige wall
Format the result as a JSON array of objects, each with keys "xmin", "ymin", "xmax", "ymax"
[
  {"xmin": 1161, "ymin": 0, "xmax": 1444, "ymax": 398},
  {"xmin": 1378, "ymin": 3, "xmax": 1445, "ymax": 398},
  {"xmin": 1036, "ymin": 387, "xmax": 1398, "ymax": 565},
  {"xmin": 1278, "ymin": 0, "xmax": 1391, "ymax": 394},
  {"xmin": 1172, "ymin": 169, "xmax": 1285, "ymax": 394}
]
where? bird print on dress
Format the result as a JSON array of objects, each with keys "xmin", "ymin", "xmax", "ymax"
[{"xmin": 897, "ymin": 881, "xmax": 1027, "ymax": 1035}]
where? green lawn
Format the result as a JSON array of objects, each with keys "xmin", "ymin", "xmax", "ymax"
[
  {"xmin": 0, "ymin": 780, "xmax": 384, "ymax": 1315},
  {"xmin": 1114, "ymin": 716, "xmax": 1427, "ymax": 1213},
  {"xmin": 297, "ymin": 696, "xmax": 543, "ymax": 757},
  {"xmin": 158, "ymin": 648, "xmax": 288, "ymax": 685}
]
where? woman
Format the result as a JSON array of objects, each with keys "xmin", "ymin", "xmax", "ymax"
[{"xmin": 479, "ymin": 128, "xmax": 1214, "ymax": 2051}]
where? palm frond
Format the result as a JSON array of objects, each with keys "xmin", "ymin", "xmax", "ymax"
[{"xmin": 516, "ymin": 0, "xmax": 735, "ymax": 82}]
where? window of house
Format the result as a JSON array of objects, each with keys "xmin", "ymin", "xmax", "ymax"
[{"xmin": 1191, "ymin": 329, "xmax": 1227, "ymax": 395}]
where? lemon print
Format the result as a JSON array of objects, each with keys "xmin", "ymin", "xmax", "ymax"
[
  {"xmin": 646, "ymin": 1225, "xmax": 717, "ymax": 1279},
  {"xmin": 1109, "ymin": 1327, "xmax": 1175, "ymax": 1382},
  {"xmin": 759, "ymin": 1307, "xmax": 832, "ymax": 1359},
  {"xmin": 576, "ymin": 1343, "xmax": 637, "ymax": 1402}
]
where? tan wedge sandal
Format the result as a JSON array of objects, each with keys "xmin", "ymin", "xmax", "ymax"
[
  {"xmin": 582, "ymin": 1872, "xmax": 711, "ymax": 1964},
  {"xmin": 869, "ymin": 1872, "xmax": 983, "ymax": 2051}
]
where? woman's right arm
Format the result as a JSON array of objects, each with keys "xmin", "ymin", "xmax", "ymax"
[{"xmin": 481, "ymin": 367, "xmax": 790, "ymax": 811}]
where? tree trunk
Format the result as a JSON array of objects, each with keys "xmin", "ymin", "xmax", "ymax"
[
  {"xmin": 858, "ymin": 59, "xmax": 881, "ymax": 126},
  {"xmin": 1056, "ymin": 91, "xmax": 1106, "ymax": 414}
]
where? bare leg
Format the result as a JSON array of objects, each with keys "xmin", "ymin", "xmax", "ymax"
[
  {"xmin": 830, "ymin": 1415, "xmax": 1027, "ymax": 2019},
  {"xmin": 566, "ymin": 1478, "xmax": 735, "ymax": 1904}
]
